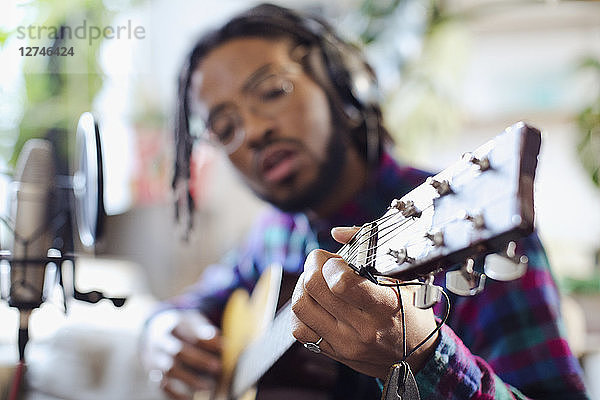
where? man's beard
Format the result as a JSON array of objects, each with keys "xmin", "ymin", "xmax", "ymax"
[{"xmin": 256, "ymin": 128, "xmax": 347, "ymax": 213}]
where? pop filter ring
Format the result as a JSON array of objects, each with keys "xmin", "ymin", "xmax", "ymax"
[{"xmin": 73, "ymin": 112, "xmax": 105, "ymax": 250}]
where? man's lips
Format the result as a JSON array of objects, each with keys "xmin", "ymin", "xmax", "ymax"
[{"xmin": 257, "ymin": 144, "xmax": 300, "ymax": 184}]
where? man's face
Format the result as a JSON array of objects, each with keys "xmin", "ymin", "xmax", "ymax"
[{"xmin": 190, "ymin": 37, "xmax": 346, "ymax": 211}]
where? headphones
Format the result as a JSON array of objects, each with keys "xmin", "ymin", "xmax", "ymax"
[{"xmin": 296, "ymin": 15, "xmax": 380, "ymax": 119}]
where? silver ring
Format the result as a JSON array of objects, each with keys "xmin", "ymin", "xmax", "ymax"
[{"xmin": 303, "ymin": 337, "xmax": 323, "ymax": 354}]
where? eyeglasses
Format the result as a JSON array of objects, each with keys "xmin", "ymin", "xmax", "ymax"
[{"xmin": 190, "ymin": 65, "xmax": 298, "ymax": 154}]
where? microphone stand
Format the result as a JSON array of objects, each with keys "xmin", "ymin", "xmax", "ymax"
[
  {"xmin": 7, "ymin": 310, "xmax": 30, "ymax": 400},
  {"xmin": 0, "ymin": 249, "xmax": 126, "ymax": 400}
]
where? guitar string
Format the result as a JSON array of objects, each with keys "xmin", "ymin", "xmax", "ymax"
[
  {"xmin": 379, "ymin": 280, "xmax": 451, "ymax": 361},
  {"xmin": 337, "ymin": 204, "xmax": 422, "ymax": 258},
  {"xmin": 339, "ymin": 213, "xmax": 410, "ymax": 260},
  {"xmin": 341, "ymin": 193, "xmax": 479, "ymax": 259},
  {"xmin": 356, "ymin": 201, "xmax": 508, "ymax": 269},
  {"xmin": 351, "ymin": 211, "xmax": 480, "ymax": 273},
  {"xmin": 359, "ymin": 224, "xmax": 434, "ymax": 265},
  {"xmin": 356, "ymin": 209, "xmax": 468, "ymax": 267},
  {"xmin": 344, "ymin": 154, "xmax": 517, "ymax": 259},
  {"xmin": 340, "ymin": 205, "xmax": 434, "ymax": 266},
  {"xmin": 340, "ymin": 207, "xmax": 412, "ymax": 255},
  {"xmin": 341, "ymin": 186, "xmax": 516, "ymax": 272},
  {"xmin": 339, "ymin": 204, "xmax": 434, "ymax": 261},
  {"xmin": 341, "ymin": 220, "xmax": 424, "ymax": 271},
  {"xmin": 341, "ymin": 216, "xmax": 425, "ymax": 267},
  {"xmin": 340, "ymin": 220, "xmax": 414, "ymax": 267}
]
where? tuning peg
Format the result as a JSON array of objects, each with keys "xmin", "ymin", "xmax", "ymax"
[
  {"xmin": 446, "ymin": 258, "xmax": 486, "ymax": 296},
  {"xmin": 390, "ymin": 199, "xmax": 422, "ymax": 218},
  {"xmin": 464, "ymin": 212, "xmax": 485, "ymax": 230},
  {"xmin": 387, "ymin": 247, "xmax": 413, "ymax": 265},
  {"xmin": 425, "ymin": 231, "xmax": 445, "ymax": 247},
  {"xmin": 484, "ymin": 241, "xmax": 528, "ymax": 281},
  {"xmin": 414, "ymin": 275, "xmax": 442, "ymax": 309},
  {"xmin": 463, "ymin": 152, "xmax": 491, "ymax": 171},
  {"xmin": 427, "ymin": 177, "xmax": 452, "ymax": 196}
]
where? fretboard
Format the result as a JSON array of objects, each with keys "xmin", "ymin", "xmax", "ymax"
[{"xmin": 230, "ymin": 302, "xmax": 295, "ymax": 398}]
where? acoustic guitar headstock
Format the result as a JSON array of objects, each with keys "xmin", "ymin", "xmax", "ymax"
[{"xmin": 339, "ymin": 122, "xmax": 541, "ymax": 297}]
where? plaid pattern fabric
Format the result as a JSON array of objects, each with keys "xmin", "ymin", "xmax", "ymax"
[
  {"xmin": 422, "ymin": 233, "xmax": 589, "ymax": 399},
  {"xmin": 163, "ymin": 151, "xmax": 588, "ymax": 399}
]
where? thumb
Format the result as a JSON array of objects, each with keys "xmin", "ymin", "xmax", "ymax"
[{"xmin": 331, "ymin": 226, "xmax": 360, "ymax": 244}]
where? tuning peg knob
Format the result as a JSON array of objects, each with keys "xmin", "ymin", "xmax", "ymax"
[
  {"xmin": 387, "ymin": 248, "xmax": 413, "ymax": 265},
  {"xmin": 446, "ymin": 258, "xmax": 486, "ymax": 296},
  {"xmin": 463, "ymin": 153, "xmax": 491, "ymax": 171},
  {"xmin": 464, "ymin": 212, "xmax": 485, "ymax": 230},
  {"xmin": 424, "ymin": 231, "xmax": 445, "ymax": 247},
  {"xmin": 390, "ymin": 199, "xmax": 422, "ymax": 218},
  {"xmin": 414, "ymin": 275, "xmax": 442, "ymax": 309},
  {"xmin": 484, "ymin": 241, "xmax": 528, "ymax": 281},
  {"xmin": 427, "ymin": 178, "xmax": 452, "ymax": 196}
]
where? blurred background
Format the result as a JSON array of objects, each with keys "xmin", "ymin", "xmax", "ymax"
[{"xmin": 0, "ymin": 0, "xmax": 599, "ymax": 399}]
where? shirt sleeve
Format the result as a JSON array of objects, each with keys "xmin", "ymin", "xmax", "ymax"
[
  {"xmin": 150, "ymin": 208, "xmax": 312, "ymax": 327},
  {"xmin": 415, "ymin": 233, "xmax": 589, "ymax": 399}
]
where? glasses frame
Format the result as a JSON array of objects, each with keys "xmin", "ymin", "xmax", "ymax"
[{"xmin": 190, "ymin": 64, "xmax": 301, "ymax": 154}]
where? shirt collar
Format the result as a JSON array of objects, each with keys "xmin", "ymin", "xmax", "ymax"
[{"xmin": 306, "ymin": 150, "xmax": 431, "ymax": 252}]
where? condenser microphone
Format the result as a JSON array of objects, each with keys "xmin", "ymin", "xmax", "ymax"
[
  {"xmin": 9, "ymin": 138, "xmax": 56, "ymax": 310},
  {"xmin": 1, "ymin": 116, "xmax": 125, "ymax": 367}
]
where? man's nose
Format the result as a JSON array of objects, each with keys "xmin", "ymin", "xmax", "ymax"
[{"xmin": 241, "ymin": 107, "xmax": 276, "ymax": 149}]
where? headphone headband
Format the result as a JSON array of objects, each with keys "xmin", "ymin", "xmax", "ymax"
[{"xmin": 222, "ymin": 4, "xmax": 380, "ymax": 115}]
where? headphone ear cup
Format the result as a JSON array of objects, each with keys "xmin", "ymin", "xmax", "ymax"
[
  {"xmin": 300, "ymin": 45, "xmax": 362, "ymax": 127},
  {"xmin": 320, "ymin": 35, "xmax": 380, "ymax": 120},
  {"xmin": 296, "ymin": 12, "xmax": 382, "ymax": 165},
  {"xmin": 340, "ymin": 47, "xmax": 380, "ymax": 108},
  {"xmin": 322, "ymin": 40, "xmax": 382, "ymax": 165}
]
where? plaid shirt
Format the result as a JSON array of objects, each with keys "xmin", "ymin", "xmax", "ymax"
[{"xmin": 165, "ymin": 152, "xmax": 588, "ymax": 399}]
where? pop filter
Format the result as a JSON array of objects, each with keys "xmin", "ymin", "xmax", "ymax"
[{"xmin": 73, "ymin": 112, "xmax": 105, "ymax": 250}]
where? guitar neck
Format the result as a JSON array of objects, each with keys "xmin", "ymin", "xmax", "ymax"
[{"xmin": 230, "ymin": 301, "xmax": 296, "ymax": 398}]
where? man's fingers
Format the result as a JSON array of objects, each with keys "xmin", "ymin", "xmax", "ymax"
[
  {"xmin": 329, "ymin": 227, "xmax": 398, "ymax": 314},
  {"xmin": 331, "ymin": 226, "xmax": 360, "ymax": 244},
  {"xmin": 291, "ymin": 272, "xmax": 347, "ymax": 347},
  {"xmin": 175, "ymin": 342, "xmax": 222, "ymax": 375},
  {"xmin": 290, "ymin": 314, "xmax": 333, "ymax": 356},
  {"xmin": 301, "ymin": 250, "xmax": 363, "ymax": 323},
  {"xmin": 172, "ymin": 322, "xmax": 223, "ymax": 354},
  {"xmin": 165, "ymin": 360, "xmax": 214, "ymax": 393},
  {"xmin": 321, "ymin": 257, "xmax": 400, "ymax": 314},
  {"xmin": 161, "ymin": 378, "xmax": 192, "ymax": 400}
]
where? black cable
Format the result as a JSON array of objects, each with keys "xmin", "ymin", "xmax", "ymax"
[
  {"xmin": 18, "ymin": 326, "xmax": 28, "ymax": 362},
  {"xmin": 395, "ymin": 280, "xmax": 407, "ymax": 360},
  {"xmin": 378, "ymin": 280, "xmax": 451, "ymax": 362}
]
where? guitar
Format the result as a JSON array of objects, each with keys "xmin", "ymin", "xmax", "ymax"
[{"xmin": 212, "ymin": 121, "xmax": 542, "ymax": 399}]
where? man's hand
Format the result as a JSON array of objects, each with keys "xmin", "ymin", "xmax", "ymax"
[
  {"xmin": 141, "ymin": 309, "xmax": 222, "ymax": 400},
  {"xmin": 290, "ymin": 226, "xmax": 438, "ymax": 379}
]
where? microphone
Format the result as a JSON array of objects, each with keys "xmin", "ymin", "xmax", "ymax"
[
  {"xmin": 7, "ymin": 139, "xmax": 57, "ymax": 362},
  {"xmin": 9, "ymin": 139, "xmax": 56, "ymax": 310}
]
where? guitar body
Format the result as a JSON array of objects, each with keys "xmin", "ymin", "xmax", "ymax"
[{"xmin": 213, "ymin": 264, "xmax": 283, "ymax": 400}]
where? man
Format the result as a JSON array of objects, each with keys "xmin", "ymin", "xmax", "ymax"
[{"xmin": 141, "ymin": 4, "xmax": 589, "ymax": 399}]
